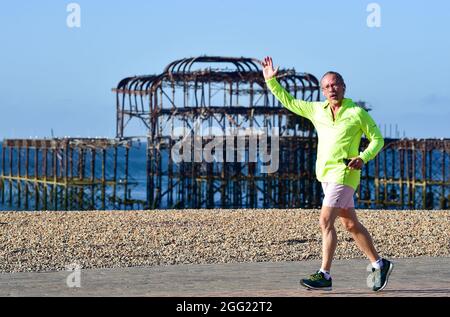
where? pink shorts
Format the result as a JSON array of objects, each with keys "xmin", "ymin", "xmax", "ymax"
[{"xmin": 321, "ymin": 182, "xmax": 355, "ymax": 209}]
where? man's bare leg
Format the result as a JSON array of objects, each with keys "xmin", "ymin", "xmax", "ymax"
[
  {"xmin": 319, "ymin": 206, "xmax": 341, "ymax": 272},
  {"xmin": 339, "ymin": 208, "xmax": 379, "ymax": 262}
]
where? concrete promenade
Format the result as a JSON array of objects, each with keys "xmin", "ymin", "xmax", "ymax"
[{"xmin": 1, "ymin": 257, "xmax": 449, "ymax": 297}]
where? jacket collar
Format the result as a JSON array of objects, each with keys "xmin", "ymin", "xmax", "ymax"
[{"xmin": 323, "ymin": 98, "xmax": 353, "ymax": 109}]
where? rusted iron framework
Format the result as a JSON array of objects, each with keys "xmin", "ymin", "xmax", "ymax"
[
  {"xmin": 0, "ymin": 138, "xmax": 142, "ymax": 211},
  {"xmin": 114, "ymin": 56, "xmax": 322, "ymax": 208},
  {"xmin": 359, "ymin": 138, "xmax": 450, "ymax": 209},
  {"xmin": 114, "ymin": 56, "xmax": 449, "ymax": 210},
  {"xmin": 2, "ymin": 56, "xmax": 447, "ymax": 211}
]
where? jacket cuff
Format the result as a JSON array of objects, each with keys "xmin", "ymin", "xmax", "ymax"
[
  {"xmin": 265, "ymin": 77, "xmax": 278, "ymax": 85},
  {"xmin": 358, "ymin": 152, "xmax": 369, "ymax": 164}
]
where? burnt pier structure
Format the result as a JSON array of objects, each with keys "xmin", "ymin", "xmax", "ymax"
[
  {"xmin": 1, "ymin": 56, "xmax": 448, "ymax": 210},
  {"xmin": 114, "ymin": 56, "xmax": 449, "ymax": 210},
  {"xmin": 0, "ymin": 138, "xmax": 142, "ymax": 210}
]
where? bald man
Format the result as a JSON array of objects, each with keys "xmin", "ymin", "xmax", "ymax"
[{"xmin": 261, "ymin": 56, "xmax": 393, "ymax": 292}]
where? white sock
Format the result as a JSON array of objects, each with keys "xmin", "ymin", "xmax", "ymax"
[
  {"xmin": 319, "ymin": 268, "xmax": 332, "ymax": 280},
  {"xmin": 371, "ymin": 258, "xmax": 384, "ymax": 270}
]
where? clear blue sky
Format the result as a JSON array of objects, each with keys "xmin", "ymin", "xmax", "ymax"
[{"xmin": 1, "ymin": 0, "xmax": 449, "ymax": 139}]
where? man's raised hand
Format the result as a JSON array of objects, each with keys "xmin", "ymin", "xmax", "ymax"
[{"xmin": 261, "ymin": 56, "xmax": 279, "ymax": 80}]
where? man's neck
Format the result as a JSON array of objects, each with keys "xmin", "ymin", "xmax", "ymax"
[{"xmin": 330, "ymin": 100, "xmax": 343, "ymax": 111}]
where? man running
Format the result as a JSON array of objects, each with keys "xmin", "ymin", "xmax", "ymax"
[{"xmin": 261, "ymin": 56, "xmax": 393, "ymax": 292}]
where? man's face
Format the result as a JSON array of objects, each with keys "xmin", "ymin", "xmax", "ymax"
[{"xmin": 321, "ymin": 74, "xmax": 345, "ymax": 104}]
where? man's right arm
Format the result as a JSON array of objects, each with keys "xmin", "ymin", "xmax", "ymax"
[{"xmin": 265, "ymin": 77, "xmax": 315, "ymax": 120}]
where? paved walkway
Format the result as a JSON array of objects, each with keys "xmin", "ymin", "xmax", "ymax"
[{"xmin": 1, "ymin": 257, "xmax": 449, "ymax": 297}]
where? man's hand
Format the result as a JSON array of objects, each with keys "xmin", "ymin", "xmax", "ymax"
[
  {"xmin": 348, "ymin": 157, "xmax": 364, "ymax": 170},
  {"xmin": 261, "ymin": 56, "xmax": 279, "ymax": 80}
]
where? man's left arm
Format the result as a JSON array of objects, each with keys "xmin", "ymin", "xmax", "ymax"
[{"xmin": 357, "ymin": 109, "xmax": 385, "ymax": 164}]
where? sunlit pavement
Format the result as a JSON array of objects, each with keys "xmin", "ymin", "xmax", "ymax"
[{"xmin": 1, "ymin": 257, "xmax": 449, "ymax": 297}]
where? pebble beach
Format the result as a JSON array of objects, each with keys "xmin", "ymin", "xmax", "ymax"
[{"xmin": 0, "ymin": 209, "xmax": 449, "ymax": 273}]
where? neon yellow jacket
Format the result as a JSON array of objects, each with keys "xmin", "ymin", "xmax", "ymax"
[{"xmin": 266, "ymin": 77, "xmax": 384, "ymax": 190}]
